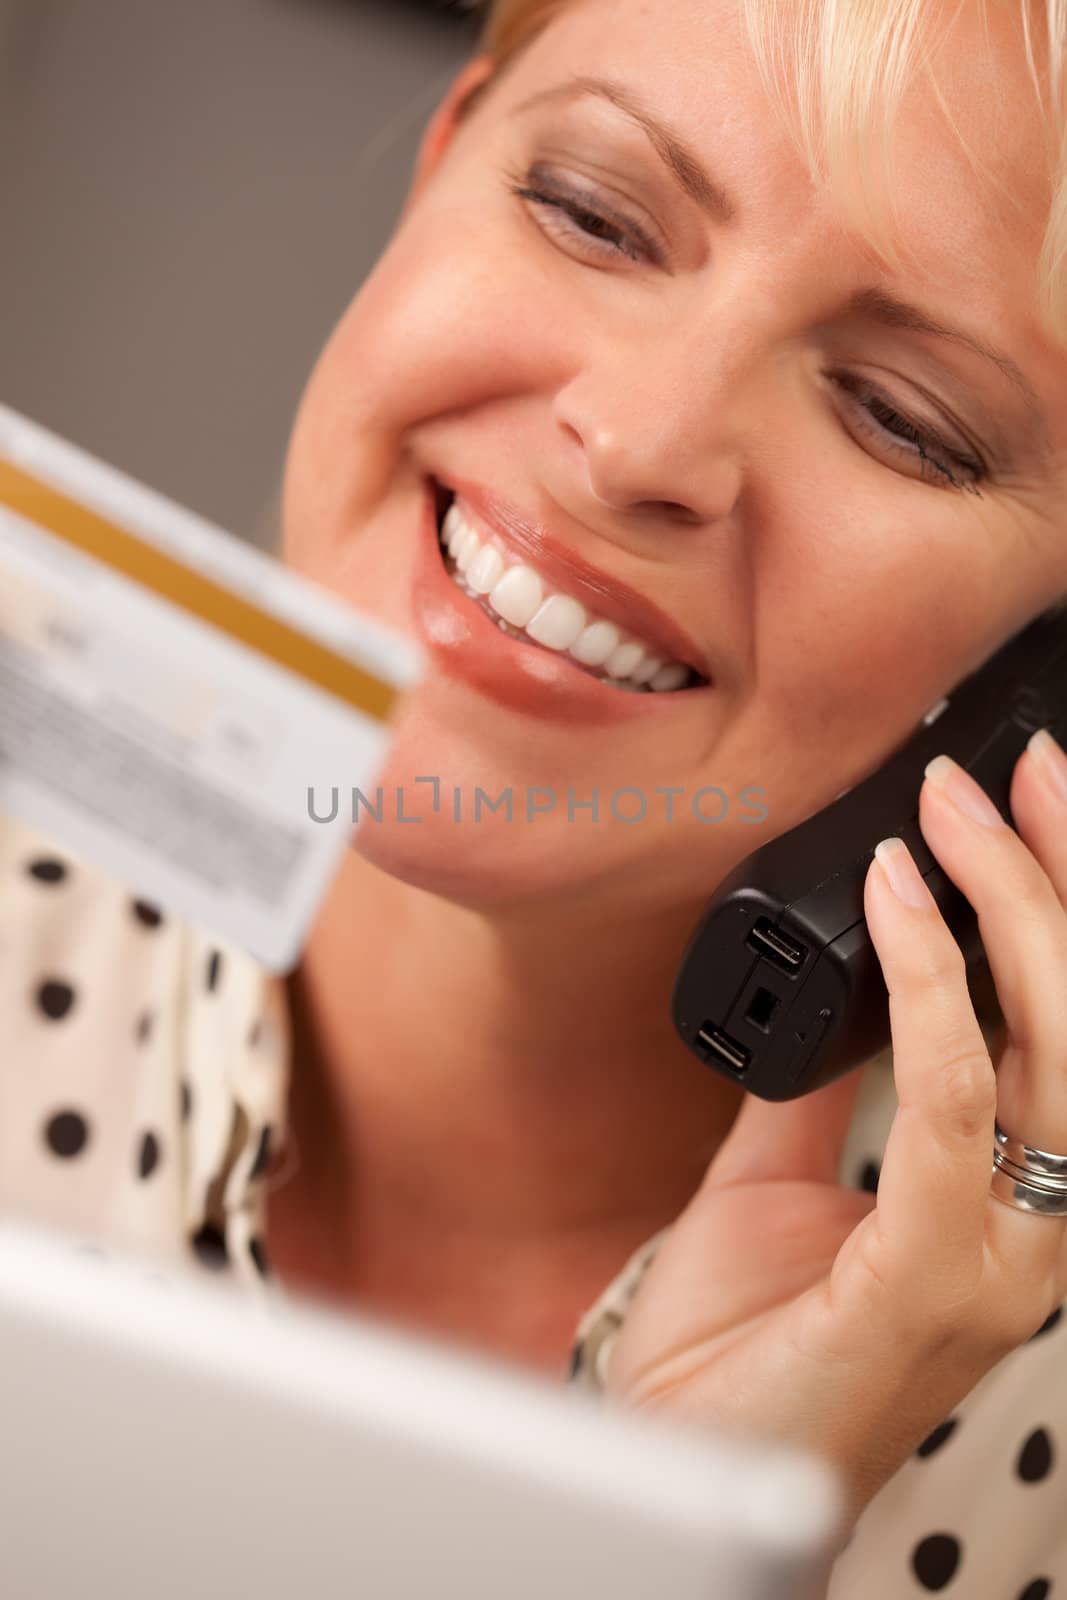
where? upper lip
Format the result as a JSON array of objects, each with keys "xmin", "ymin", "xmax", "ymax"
[{"xmin": 435, "ymin": 477, "xmax": 712, "ymax": 681}]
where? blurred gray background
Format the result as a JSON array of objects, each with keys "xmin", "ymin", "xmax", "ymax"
[{"xmin": 0, "ymin": 0, "xmax": 481, "ymax": 544}]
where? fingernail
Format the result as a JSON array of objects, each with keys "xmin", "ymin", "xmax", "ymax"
[
  {"xmin": 924, "ymin": 753, "xmax": 1004, "ymax": 827},
  {"xmin": 1027, "ymin": 728, "xmax": 1067, "ymax": 804},
  {"xmin": 874, "ymin": 837, "xmax": 936, "ymax": 909}
]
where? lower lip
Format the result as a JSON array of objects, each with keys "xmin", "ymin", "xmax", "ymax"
[{"xmin": 410, "ymin": 482, "xmax": 706, "ymax": 726}]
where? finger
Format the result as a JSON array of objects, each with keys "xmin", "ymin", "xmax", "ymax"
[
  {"xmin": 708, "ymin": 1065, "xmax": 866, "ymax": 1188},
  {"xmin": 1009, "ymin": 729, "xmax": 1067, "ymax": 915},
  {"xmin": 917, "ymin": 745, "xmax": 1067, "ymax": 1289},
  {"xmin": 919, "ymin": 754, "xmax": 1067, "ymax": 1154},
  {"xmin": 862, "ymin": 837, "xmax": 996, "ymax": 1298}
]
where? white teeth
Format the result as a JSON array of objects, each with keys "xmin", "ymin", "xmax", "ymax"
[
  {"xmin": 649, "ymin": 662, "xmax": 689, "ymax": 692},
  {"xmin": 468, "ymin": 544, "xmax": 505, "ymax": 595},
  {"xmin": 443, "ymin": 503, "xmax": 463, "ymax": 552},
  {"xmin": 455, "ymin": 528, "xmax": 480, "ymax": 573},
  {"xmin": 604, "ymin": 641, "xmax": 646, "ymax": 679},
  {"xmin": 447, "ymin": 515, "xmax": 470, "ymax": 562},
  {"xmin": 630, "ymin": 654, "xmax": 664, "ymax": 685},
  {"xmin": 437, "ymin": 497, "xmax": 699, "ymax": 694},
  {"xmin": 489, "ymin": 564, "xmax": 544, "ymax": 627},
  {"xmin": 570, "ymin": 620, "xmax": 620, "ymax": 667},
  {"xmin": 527, "ymin": 594, "xmax": 587, "ymax": 651}
]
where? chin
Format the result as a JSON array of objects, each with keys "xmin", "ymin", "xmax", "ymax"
[
  {"xmin": 347, "ymin": 809, "xmax": 583, "ymax": 912},
  {"xmin": 340, "ymin": 714, "xmax": 611, "ymax": 909}
]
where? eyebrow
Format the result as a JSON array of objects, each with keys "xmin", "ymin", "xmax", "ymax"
[
  {"xmin": 511, "ymin": 76, "xmax": 1049, "ymax": 457},
  {"xmin": 513, "ymin": 75, "xmax": 737, "ymax": 224},
  {"xmin": 514, "ymin": 75, "xmax": 1050, "ymax": 455},
  {"xmin": 844, "ymin": 288, "xmax": 1048, "ymax": 448}
]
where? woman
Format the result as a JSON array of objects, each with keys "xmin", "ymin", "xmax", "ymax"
[{"xmin": 4, "ymin": 0, "xmax": 1067, "ymax": 1593}]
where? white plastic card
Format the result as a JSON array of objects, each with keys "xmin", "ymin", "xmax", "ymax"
[{"xmin": 0, "ymin": 405, "xmax": 422, "ymax": 971}]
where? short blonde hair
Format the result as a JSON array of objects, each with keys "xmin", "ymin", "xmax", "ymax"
[{"xmin": 478, "ymin": 0, "xmax": 1067, "ymax": 344}]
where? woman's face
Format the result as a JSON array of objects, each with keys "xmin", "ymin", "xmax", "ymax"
[{"xmin": 282, "ymin": 0, "xmax": 1067, "ymax": 919}]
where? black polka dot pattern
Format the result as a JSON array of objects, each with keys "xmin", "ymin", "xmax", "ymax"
[
  {"xmin": 137, "ymin": 1131, "xmax": 161, "ymax": 1181},
  {"xmin": 917, "ymin": 1418, "xmax": 959, "ymax": 1459},
  {"xmin": 858, "ymin": 1159, "xmax": 881, "ymax": 1194},
  {"xmin": 248, "ymin": 1125, "xmax": 272, "ymax": 1183},
  {"xmin": 36, "ymin": 979, "xmax": 75, "ymax": 1022},
  {"xmin": 26, "ymin": 857, "xmax": 68, "ymax": 885},
  {"xmin": 44, "ymin": 1110, "xmax": 90, "ymax": 1159},
  {"xmin": 910, "ymin": 1532, "xmax": 962, "ymax": 1591},
  {"xmin": 1029, "ymin": 1305, "xmax": 1064, "ymax": 1342},
  {"xmin": 18, "ymin": 814, "xmax": 1067, "ymax": 1590},
  {"xmin": 1016, "ymin": 1427, "xmax": 1055, "ymax": 1484},
  {"xmin": 191, "ymin": 1223, "xmax": 229, "ymax": 1271},
  {"xmin": 130, "ymin": 899, "xmax": 164, "ymax": 929}
]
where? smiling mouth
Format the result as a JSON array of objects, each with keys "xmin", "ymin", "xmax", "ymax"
[{"xmin": 432, "ymin": 485, "xmax": 708, "ymax": 694}]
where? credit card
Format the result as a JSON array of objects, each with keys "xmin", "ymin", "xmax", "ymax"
[{"xmin": 0, "ymin": 405, "xmax": 423, "ymax": 972}]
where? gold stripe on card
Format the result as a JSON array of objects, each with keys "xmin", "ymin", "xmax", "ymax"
[{"xmin": 0, "ymin": 460, "xmax": 398, "ymax": 722}]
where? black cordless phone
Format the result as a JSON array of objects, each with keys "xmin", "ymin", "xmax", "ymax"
[{"xmin": 671, "ymin": 603, "xmax": 1067, "ymax": 1102}]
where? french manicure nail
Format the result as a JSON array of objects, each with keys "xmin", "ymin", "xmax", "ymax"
[
  {"xmin": 874, "ymin": 837, "xmax": 936, "ymax": 909},
  {"xmin": 1027, "ymin": 728, "xmax": 1067, "ymax": 804},
  {"xmin": 924, "ymin": 753, "xmax": 1004, "ymax": 827}
]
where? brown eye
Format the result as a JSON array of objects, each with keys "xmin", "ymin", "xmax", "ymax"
[
  {"xmin": 832, "ymin": 375, "xmax": 986, "ymax": 493},
  {"xmin": 507, "ymin": 168, "xmax": 662, "ymax": 267}
]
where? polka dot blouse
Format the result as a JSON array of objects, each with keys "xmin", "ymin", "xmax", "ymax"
[{"xmin": 2, "ymin": 812, "xmax": 1064, "ymax": 1598}]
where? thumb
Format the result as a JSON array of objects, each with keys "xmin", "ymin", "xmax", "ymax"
[{"xmin": 707, "ymin": 1064, "xmax": 869, "ymax": 1188}]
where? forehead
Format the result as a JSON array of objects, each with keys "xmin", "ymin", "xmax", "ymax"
[{"xmin": 501, "ymin": 0, "xmax": 1055, "ymax": 345}]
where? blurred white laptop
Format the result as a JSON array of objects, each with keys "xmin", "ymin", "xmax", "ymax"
[{"xmin": 0, "ymin": 1219, "xmax": 842, "ymax": 1600}]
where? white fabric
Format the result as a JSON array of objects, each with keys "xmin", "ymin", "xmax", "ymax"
[{"xmin": 1, "ymin": 812, "xmax": 1063, "ymax": 1599}]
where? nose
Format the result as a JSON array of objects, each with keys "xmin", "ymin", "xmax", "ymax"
[{"xmin": 552, "ymin": 356, "xmax": 744, "ymax": 524}]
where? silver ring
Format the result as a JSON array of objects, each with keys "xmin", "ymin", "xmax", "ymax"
[
  {"xmin": 994, "ymin": 1122, "xmax": 1067, "ymax": 1181},
  {"xmin": 992, "ymin": 1119, "xmax": 1067, "ymax": 1218}
]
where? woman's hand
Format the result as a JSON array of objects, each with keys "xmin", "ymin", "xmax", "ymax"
[{"xmin": 604, "ymin": 734, "xmax": 1067, "ymax": 1535}]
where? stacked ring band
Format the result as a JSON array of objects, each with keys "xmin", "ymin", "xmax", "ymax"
[{"xmin": 991, "ymin": 1120, "xmax": 1067, "ymax": 1217}]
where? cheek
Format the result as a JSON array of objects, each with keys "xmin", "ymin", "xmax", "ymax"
[
  {"xmin": 281, "ymin": 205, "xmax": 558, "ymax": 576},
  {"xmin": 708, "ymin": 369, "xmax": 1015, "ymax": 762},
  {"xmin": 759, "ymin": 572, "xmax": 961, "ymax": 734},
  {"xmin": 734, "ymin": 497, "xmax": 1009, "ymax": 817},
  {"xmin": 353, "ymin": 227, "xmax": 550, "ymax": 412}
]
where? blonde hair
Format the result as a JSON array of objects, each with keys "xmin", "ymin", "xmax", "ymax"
[{"xmin": 477, "ymin": 0, "xmax": 1067, "ymax": 344}]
